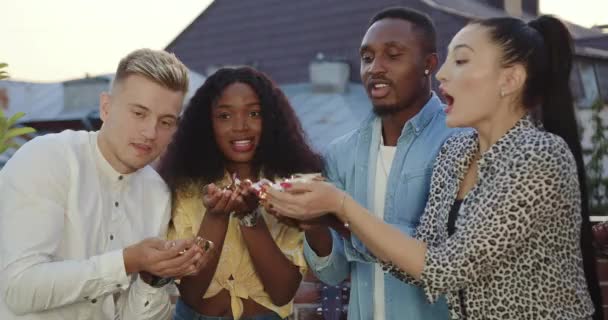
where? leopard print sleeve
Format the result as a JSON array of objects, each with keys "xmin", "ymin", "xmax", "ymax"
[
  {"xmin": 414, "ymin": 133, "xmax": 466, "ymax": 247},
  {"xmin": 419, "ymin": 132, "xmax": 579, "ymax": 303}
]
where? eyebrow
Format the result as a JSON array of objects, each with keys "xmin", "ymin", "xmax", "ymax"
[
  {"xmin": 452, "ymin": 44, "xmax": 475, "ymax": 52},
  {"xmin": 129, "ymin": 103, "xmax": 178, "ymax": 120},
  {"xmin": 360, "ymin": 41, "xmax": 407, "ymax": 53},
  {"xmin": 129, "ymin": 103, "xmax": 149, "ymax": 111},
  {"xmin": 215, "ymin": 101, "xmax": 261, "ymax": 109},
  {"xmin": 359, "ymin": 45, "xmax": 370, "ymax": 54},
  {"xmin": 384, "ymin": 41, "xmax": 407, "ymax": 49}
]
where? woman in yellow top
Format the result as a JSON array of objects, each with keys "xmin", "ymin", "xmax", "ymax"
[{"xmin": 158, "ymin": 67, "xmax": 323, "ymax": 320}]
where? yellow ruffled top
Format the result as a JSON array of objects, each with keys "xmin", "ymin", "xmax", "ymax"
[{"xmin": 167, "ymin": 174, "xmax": 307, "ymax": 319}]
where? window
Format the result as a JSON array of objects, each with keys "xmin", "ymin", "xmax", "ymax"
[
  {"xmin": 572, "ymin": 59, "xmax": 601, "ymax": 109},
  {"xmin": 594, "ymin": 62, "xmax": 608, "ymax": 104}
]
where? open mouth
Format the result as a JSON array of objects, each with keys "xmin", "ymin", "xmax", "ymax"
[
  {"xmin": 368, "ymin": 81, "xmax": 392, "ymax": 99},
  {"xmin": 230, "ymin": 138, "xmax": 255, "ymax": 152},
  {"xmin": 439, "ymin": 88, "xmax": 455, "ymax": 113},
  {"xmin": 444, "ymin": 94, "xmax": 454, "ymax": 106}
]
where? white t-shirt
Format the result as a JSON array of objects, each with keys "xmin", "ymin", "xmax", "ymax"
[{"xmin": 373, "ymin": 141, "xmax": 396, "ymax": 320}]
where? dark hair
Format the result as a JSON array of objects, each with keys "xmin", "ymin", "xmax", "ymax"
[
  {"xmin": 369, "ymin": 7, "xmax": 437, "ymax": 54},
  {"xmin": 475, "ymin": 15, "xmax": 602, "ymax": 318},
  {"xmin": 158, "ymin": 67, "xmax": 323, "ymax": 191}
]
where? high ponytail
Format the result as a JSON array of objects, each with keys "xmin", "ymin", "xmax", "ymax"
[
  {"xmin": 527, "ymin": 17, "xmax": 584, "ymax": 186},
  {"xmin": 529, "ymin": 17, "xmax": 602, "ymax": 320},
  {"xmin": 475, "ymin": 15, "xmax": 603, "ymax": 319}
]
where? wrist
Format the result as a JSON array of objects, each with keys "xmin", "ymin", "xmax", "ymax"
[
  {"xmin": 123, "ymin": 245, "xmax": 141, "ymax": 274},
  {"xmin": 333, "ymin": 191, "xmax": 349, "ymax": 222},
  {"xmin": 139, "ymin": 271, "xmax": 174, "ymax": 288},
  {"xmin": 139, "ymin": 271, "xmax": 154, "ymax": 284},
  {"xmin": 239, "ymin": 207, "xmax": 261, "ymax": 228},
  {"xmin": 206, "ymin": 210, "xmax": 230, "ymax": 223}
]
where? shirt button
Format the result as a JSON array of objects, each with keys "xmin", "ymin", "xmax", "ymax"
[
  {"xmin": 110, "ymin": 234, "xmax": 114, "ymax": 240},
  {"xmin": 116, "ymin": 284, "xmax": 122, "ymax": 288},
  {"xmin": 91, "ymin": 298, "xmax": 97, "ymax": 304},
  {"xmin": 144, "ymin": 301, "xmax": 150, "ymax": 307},
  {"xmin": 118, "ymin": 175, "xmax": 123, "ymax": 180},
  {"xmin": 114, "ymin": 201, "xmax": 119, "ymax": 207}
]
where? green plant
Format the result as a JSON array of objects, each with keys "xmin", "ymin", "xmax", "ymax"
[
  {"xmin": 587, "ymin": 98, "xmax": 608, "ymax": 215},
  {"xmin": 0, "ymin": 109, "xmax": 36, "ymax": 154},
  {"xmin": 0, "ymin": 63, "xmax": 8, "ymax": 80},
  {"xmin": 0, "ymin": 63, "xmax": 36, "ymax": 155}
]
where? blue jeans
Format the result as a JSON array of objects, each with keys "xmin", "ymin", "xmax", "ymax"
[{"xmin": 173, "ymin": 299, "xmax": 284, "ymax": 320}]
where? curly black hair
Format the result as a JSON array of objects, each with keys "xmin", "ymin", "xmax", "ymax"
[{"xmin": 158, "ymin": 67, "xmax": 323, "ymax": 191}]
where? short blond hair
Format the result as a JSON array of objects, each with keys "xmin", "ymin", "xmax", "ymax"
[{"xmin": 113, "ymin": 48, "xmax": 189, "ymax": 92}]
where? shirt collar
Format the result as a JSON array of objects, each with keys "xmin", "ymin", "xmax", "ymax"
[
  {"xmin": 362, "ymin": 91, "xmax": 444, "ymax": 144},
  {"xmin": 479, "ymin": 113, "xmax": 538, "ymax": 166},
  {"xmin": 453, "ymin": 113, "xmax": 538, "ymax": 180},
  {"xmin": 92, "ymin": 132, "xmax": 135, "ymax": 184},
  {"xmin": 401, "ymin": 91, "xmax": 443, "ymax": 137}
]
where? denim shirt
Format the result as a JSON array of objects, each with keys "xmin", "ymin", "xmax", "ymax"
[{"xmin": 304, "ymin": 93, "xmax": 455, "ymax": 320}]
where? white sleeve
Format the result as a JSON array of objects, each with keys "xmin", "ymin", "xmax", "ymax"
[
  {"xmin": 116, "ymin": 194, "xmax": 173, "ymax": 320},
  {"xmin": 116, "ymin": 275, "xmax": 173, "ymax": 320},
  {"xmin": 0, "ymin": 137, "xmax": 130, "ymax": 315}
]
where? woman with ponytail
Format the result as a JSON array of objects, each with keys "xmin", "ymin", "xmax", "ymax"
[{"xmin": 262, "ymin": 15, "xmax": 598, "ymax": 319}]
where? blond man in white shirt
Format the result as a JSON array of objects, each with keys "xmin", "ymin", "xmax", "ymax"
[{"xmin": 0, "ymin": 49, "xmax": 210, "ymax": 320}]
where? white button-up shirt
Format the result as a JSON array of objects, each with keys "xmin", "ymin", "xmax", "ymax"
[{"xmin": 0, "ymin": 130, "xmax": 173, "ymax": 320}]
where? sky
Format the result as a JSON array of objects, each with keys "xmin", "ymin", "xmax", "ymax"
[
  {"xmin": 0, "ymin": 0, "xmax": 212, "ymax": 82},
  {"xmin": 0, "ymin": 0, "xmax": 606, "ymax": 82}
]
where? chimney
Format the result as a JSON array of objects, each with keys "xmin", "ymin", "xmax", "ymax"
[
  {"xmin": 309, "ymin": 53, "xmax": 350, "ymax": 93},
  {"xmin": 504, "ymin": 0, "xmax": 523, "ymax": 17}
]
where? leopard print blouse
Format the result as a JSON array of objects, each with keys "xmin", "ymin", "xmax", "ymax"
[{"xmin": 383, "ymin": 115, "xmax": 594, "ymax": 319}]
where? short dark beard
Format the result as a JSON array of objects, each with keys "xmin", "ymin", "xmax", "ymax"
[{"xmin": 372, "ymin": 102, "xmax": 408, "ymax": 116}]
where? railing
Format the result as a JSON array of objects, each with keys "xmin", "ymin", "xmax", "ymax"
[{"xmin": 592, "ymin": 216, "xmax": 608, "ymax": 223}]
